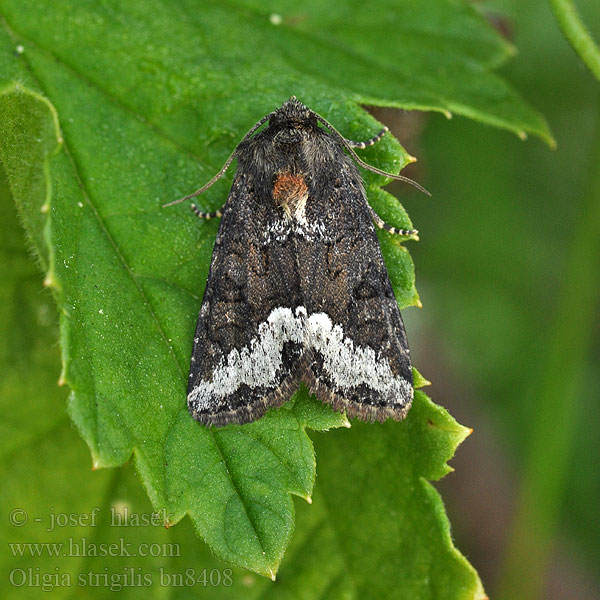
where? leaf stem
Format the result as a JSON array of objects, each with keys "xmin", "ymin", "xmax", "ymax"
[
  {"xmin": 548, "ymin": 0, "xmax": 600, "ymax": 80},
  {"xmin": 497, "ymin": 106, "xmax": 600, "ymax": 598}
]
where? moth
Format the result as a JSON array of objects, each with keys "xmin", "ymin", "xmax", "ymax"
[{"xmin": 166, "ymin": 97, "xmax": 426, "ymax": 426}]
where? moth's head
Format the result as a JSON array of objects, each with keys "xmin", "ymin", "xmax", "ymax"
[{"xmin": 269, "ymin": 97, "xmax": 318, "ymax": 134}]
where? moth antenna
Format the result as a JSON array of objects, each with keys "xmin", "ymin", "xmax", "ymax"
[
  {"xmin": 163, "ymin": 111, "xmax": 276, "ymax": 207},
  {"xmin": 346, "ymin": 126, "xmax": 388, "ymax": 148},
  {"xmin": 312, "ymin": 113, "xmax": 431, "ymax": 197},
  {"xmin": 190, "ymin": 203, "xmax": 223, "ymax": 220},
  {"xmin": 162, "ymin": 152, "xmax": 236, "ymax": 207},
  {"xmin": 368, "ymin": 205, "xmax": 418, "ymax": 237}
]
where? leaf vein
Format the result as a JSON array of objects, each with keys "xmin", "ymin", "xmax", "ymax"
[{"xmin": 0, "ymin": 13, "xmax": 208, "ymax": 165}]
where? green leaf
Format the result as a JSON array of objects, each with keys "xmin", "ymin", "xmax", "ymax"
[
  {"xmin": 309, "ymin": 394, "xmax": 482, "ymax": 600},
  {"xmin": 0, "ymin": 0, "xmax": 547, "ymax": 584},
  {"xmin": 0, "ymin": 81, "xmax": 347, "ymax": 579},
  {"xmin": 1, "ymin": 166, "xmax": 480, "ymax": 599}
]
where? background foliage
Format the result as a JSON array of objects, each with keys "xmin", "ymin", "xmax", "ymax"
[{"xmin": 397, "ymin": 1, "xmax": 599, "ymax": 598}]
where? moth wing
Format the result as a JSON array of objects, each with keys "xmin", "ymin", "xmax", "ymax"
[
  {"xmin": 298, "ymin": 167, "xmax": 413, "ymax": 422},
  {"xmin": 187, "ymin": 174, "xmax": 305, "ymax": 426}
]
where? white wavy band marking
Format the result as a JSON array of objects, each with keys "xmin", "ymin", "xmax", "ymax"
[
  {"xmin": 188, "ymin": 306, "xmax": 411, "ymax": 411},
  {"xmin": 262, "ymin": 219, "xmax": 329, "ymax": 243}
]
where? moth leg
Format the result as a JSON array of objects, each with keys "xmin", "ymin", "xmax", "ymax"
[
  {"xmin": 345, "ymin": 126, "xmax": 388, "ymax": 149},
  {"xmin": 191, "ymin": 203, "xmax": 224, "ymax": 220},
  {"xmin": 369, "ymin": 205, "xmax": 418, "ymax": 237}
]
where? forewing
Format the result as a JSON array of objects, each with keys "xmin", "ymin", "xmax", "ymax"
[
  {"xmin": 298, "ymin": 165, "xmax": 413, "ymax": 422},
  {"xmin": 187, "ymin": 174, "xmax": 305, "ymax": 426}
]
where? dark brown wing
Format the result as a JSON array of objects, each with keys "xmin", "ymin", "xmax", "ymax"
[
  {"xmin": 296, "ymin": 162, "xmax": 413, "ymax": 422},
  {"xmin": 187, "ymin": 173, "xmax": 306, "ymax": 426}
]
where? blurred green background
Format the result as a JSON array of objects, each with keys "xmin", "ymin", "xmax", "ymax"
[
  {"xmin": 392, "ymin": 0, "xmax": 600, "ymax": 597},
  {"xmin": 1, "ymin": 0, "xmax": 599, "ymax": 598}
]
